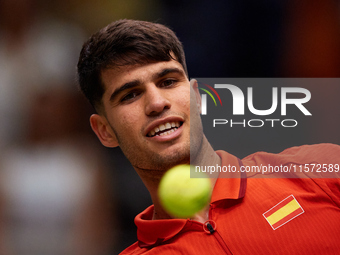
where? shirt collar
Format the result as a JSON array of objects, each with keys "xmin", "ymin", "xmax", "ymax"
[
  {"xmin": 212, "ymin": 150, "xmax": 247, "ymax": 202},
  {"xmin": 135, "ymin": 150, "xmax": 247, "ymax": 248},
  {"xmin": 135, "ymin": 205, "xmax": 187, "ymax": 248}
]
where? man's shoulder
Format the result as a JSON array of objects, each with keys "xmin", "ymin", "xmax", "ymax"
[
  {"xmin": 278, "ymin": 143, "xmax": 340, "ymax": 157},
  {"xmin": 242, "ymin": 143, "xmax": 340, "ymax": 164},
  {"xmin": 241, "ymin": 143, "xmax": 340, "ymax": 181}
]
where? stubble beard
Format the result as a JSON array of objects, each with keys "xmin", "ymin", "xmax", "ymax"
[
  {"xmin": 111, "ymin": 119, "xmax": 204, "ymax": 172},
  {"xmin": 109, "ymin": 113, "xmax": 194, "ymax": 172},
  {"xmin": 109, "ymin": 119, "xmax": 191, "ymax": 171},
  {"xmin": 120, "ymin": 137, "xmax": 191, "ymax": 172}
]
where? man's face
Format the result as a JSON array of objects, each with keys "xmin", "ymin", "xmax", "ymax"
[{"xmin": 97, "ymin": 59, "xmax": 201, "ymax": 171}]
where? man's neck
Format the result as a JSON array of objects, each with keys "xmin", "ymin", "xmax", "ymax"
[{"xmin": 135, "ymin": 135, "xmax": 221, "ymax": 221}]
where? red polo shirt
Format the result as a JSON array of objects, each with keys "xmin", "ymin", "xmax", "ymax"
[{"xmin": 121, "ymin": 143, "xmax": 340, "ymax": 254}]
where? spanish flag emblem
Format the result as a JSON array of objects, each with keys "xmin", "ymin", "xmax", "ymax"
[{"xmin": 263, "ymin": 195, "xmax": 304, "ymax": 230}]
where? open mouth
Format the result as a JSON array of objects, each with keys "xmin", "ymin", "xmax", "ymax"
[{"xmin": 147, "ymin": 121, "xmax": 183, "ymax": 137}]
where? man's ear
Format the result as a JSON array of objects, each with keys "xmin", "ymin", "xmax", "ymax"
[
  {"xmin": 190, "ymin": 79, "xmax": 202, "ymax": 112},
  {"xmin": 90, "ymin": 114, "xmax": 119, "ymax": 148}
]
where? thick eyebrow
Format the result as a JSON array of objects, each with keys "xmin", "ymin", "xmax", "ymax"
[
  {"xmin": 109, "ymin": 80, "xmax": 140, "ymax": 102},
  {"xmin": 109, "ymin": 67, "xmax": 185, "ymax": 102},
  {"xmin": 152, "ymin": 67, "xmax": 185, "ymax": 80}
]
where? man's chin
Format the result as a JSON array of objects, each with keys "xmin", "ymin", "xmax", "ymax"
[{"xmin": 133, "ymin": 149, "xmax": 190, "ymax": 171}]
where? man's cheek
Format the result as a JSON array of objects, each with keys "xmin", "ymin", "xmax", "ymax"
[
  {"xmin": 177, "ymin": 91, "xmax": 190, "ymax": 107},
  {"xmin": 120, "ymin": 111, "xmax": 137, "ymax": 124}
]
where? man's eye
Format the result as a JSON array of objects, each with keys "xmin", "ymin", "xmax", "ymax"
[
  {"xmin": 121, "ymin": 91, "xmax": 140, "ymax": 102},
  {"xmin": 161, "ymin": 79, "xmax": 177, "ymax": 87}
]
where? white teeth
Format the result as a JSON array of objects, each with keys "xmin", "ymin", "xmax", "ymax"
[
  {"xmin": 160, "ymin": 131, "xmax": 169, "ymax": 136},
  {"xmin": 147, "ymin": 121, "xmax": 182, "ymax": 137}
]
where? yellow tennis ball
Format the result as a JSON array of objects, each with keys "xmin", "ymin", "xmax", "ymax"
[{"xmin": 158, "ymin": 164, "xmax": 212, "ymax": 218}]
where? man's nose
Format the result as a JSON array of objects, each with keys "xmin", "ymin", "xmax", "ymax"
[{"xmin": 145, "ymin": 86, "xmax": 171, "ymax": 116}]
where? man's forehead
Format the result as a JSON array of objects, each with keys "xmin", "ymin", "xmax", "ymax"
[{"xmin": 101, "ymin": 60, "xmax": 185, "ymax": 92}]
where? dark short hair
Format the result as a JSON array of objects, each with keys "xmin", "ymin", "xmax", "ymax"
[{"xmin": 77, "ymin": 19, "xmax": 187, "ymax": 111}]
